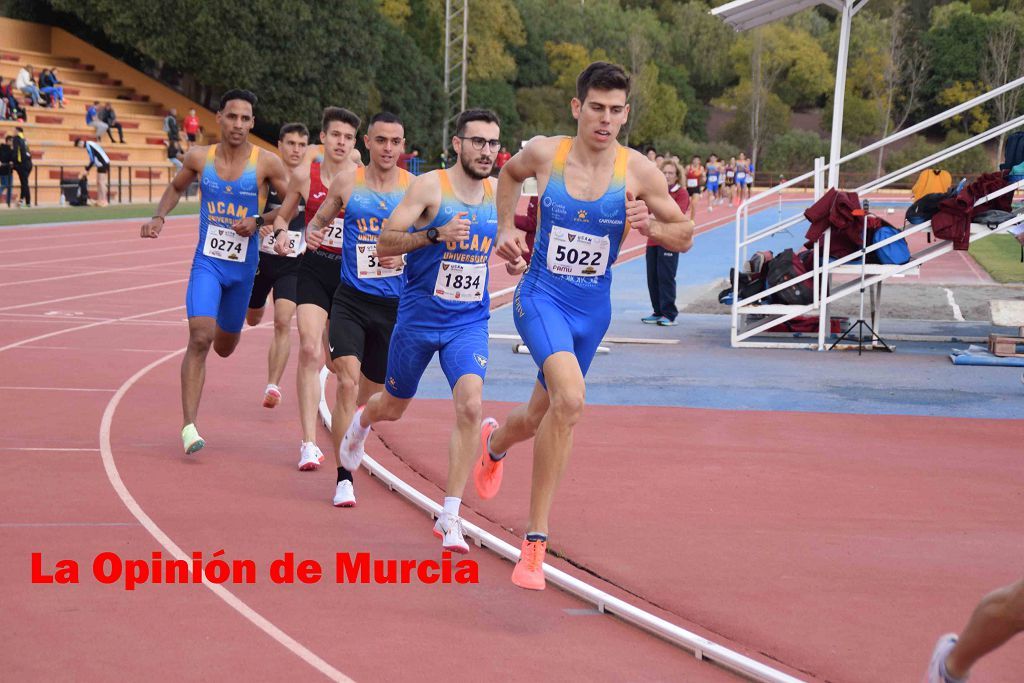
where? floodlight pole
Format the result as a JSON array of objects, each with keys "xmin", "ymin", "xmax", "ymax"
[{"xmin": 827, "ymin": 0, "xmax": 854, "ymax": 189}]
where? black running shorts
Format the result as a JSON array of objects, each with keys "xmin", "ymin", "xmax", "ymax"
[
  {"xmin": 248, "ymin": 252, "xmax": 300, "ymax": 308},
  {"xmin": 296, "ymin": 249, "xmax": 342, "ymax": 313},
  {"xmin": 328, "ymin": 281, "xmax": 399, "ymax": 385}
]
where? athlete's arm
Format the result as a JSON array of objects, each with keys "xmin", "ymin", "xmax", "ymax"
[
  {"xmin": 140, "ymin": 146, "xmax": 204, "ymax": 238},
  {"xmin": 300, "ymin": 168, "xmax": 354, "ymax": 252},
  {"xmin": 232, "ymin": 151, "xmax": 288, "ymax": 237},
  {"xmin": 632, "ymin": 158, "xmax": 694, "ymax": 253},
  {"xmin": 494, "ymin": 138, "xmax": 550, "ymax": 264},
  {"xmin": 377, "ymin": 173, "xmax": 468, "ymax": 257},
  {"xmin": 272, "ymin": 167, "xmax": 311, "ymax": 255}
]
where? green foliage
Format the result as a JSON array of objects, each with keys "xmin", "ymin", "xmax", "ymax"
[
  {"xmin": 515, "ymin": 86, "xmax": 573, "ymax": 139},
  {"xmin": 718, "ymin": 81, "xmax": 791, "ymax": 150},
  {"xmin": 759, "ymin": 130, "xmax": 829, "ymax": 172},
  {"xmin": 628, "ymin": 63, "xmax": 687, "ymax": 146},
  {"xmin": 467, "ymin": 79, "xmax": 520, "ymax": 146}
]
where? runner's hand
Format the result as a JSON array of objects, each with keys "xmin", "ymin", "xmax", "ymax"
[
  {"xmin": 273, "ymin": 230, "xmax": 294, "ymax": 256},
  {"xmin": 626, "ymin": 191, "xmax": 651, "ymax": 236},
  {"xmin": 505, "ymin": 257, "xmax": 528, "ymax": 276},
  {"xmin": 437, "ymin": 211, "xmax": 471, "ymax": 242},
  {"xmin": 306, "ymin": 225, "xmax": 328, "ymax": 251},
  {"xmin": 140, "ymin": 217, "xmax": 163, "ymax": 239},
  {"xmin": 231, "ymin": 216, "xmax": 257, "ymax": 237},
  {"xmin": 258, "ymin": 221, "xmax": 274, "ymax": 238},
  {"xmin": 378, "ymin": 255, "xmax": 404, "ymax": 270},
  {"xmin": 495, "ymin": 228, "xmax": 529, "ymax": 263}
]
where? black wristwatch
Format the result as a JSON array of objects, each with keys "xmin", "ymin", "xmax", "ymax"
[
  {"xmin": 253, "ymin": 214, "xmax": 265, "ymax": 230},
  {"xmin": 426, "ymin": 227, "xmax": 440, "ymax": 244}
]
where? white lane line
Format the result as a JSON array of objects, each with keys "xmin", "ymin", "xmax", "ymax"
[
  {"xmin": 0, "ymin": 278, "xmax": 186, "ymax": 312},
  {"xmin": 0, "ymin": 522, "xmax": 136, "ymax": 527},
  {"xmin": 0, "ymin": 386, "xmax": 116, "ymax": 392},
  {"xmin": 1, "ymin": 231, "xmax": 193, "ymax": 256},
  {"xmin": 0, "ymin": 447, "xmax": 101, "ymax": 452},
  {"xmin": 0, "ymin": 213, "xmax": 197, "ymax": 233},
  {"xmin": 99, "ymin": 350, "xmax": 351, "ymax": 682},
  {"xmin": 944, "ymin": 287, "xmax": 966, "ymax": 322},
  {"xmin": 20, "ymin": 345, "xmax": 179, "ymax": 353},
  {"xmin": 0, "ymin": 259, "xmax": 186, "ymax": 288},
  {"xmin": 0, "ymin": 304, "xmax": 185, "ymax": 353},
  {"xmin": 0, "ymin": 243, "xmax": 192, "ymax": 269},
  {"xmin": 316, "ymin": 370, "xmax": 799, "ymax": 683}
]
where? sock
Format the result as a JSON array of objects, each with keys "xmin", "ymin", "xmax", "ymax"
[
  {"xmin": 487, "ymin": 432, "xmax": 507, "ymax": 462},
  {"xmin": 443, "ymin": 497, "xmax": 461, "ymax": 518},
  {"xmin": 940, "ymin": 658, "xmax": 967, "ymax": 683},
  {"xmin": 337, "ymin": 467, "xmax": 352, "ymax": 484},
  {"xmin": 354, "ymin": 408, "xmax": 371, "ymax": 433},
  {"xmin": 525, "ymin": 532, "xmax": 547, "ymax": 543}
]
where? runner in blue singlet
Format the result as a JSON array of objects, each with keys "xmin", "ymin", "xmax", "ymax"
[
  {"xmin": 339, "ymin": 110, "xmax": 520, "ymax": 555},
  {"xmin": 139, "ymin": 89, "xmax": 289, "ymax": 455},
  {"xmin": 489, "ymin": 62, "xmax": 695, "ymax": 590}
]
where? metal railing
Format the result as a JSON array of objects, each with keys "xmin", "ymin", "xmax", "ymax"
[
  {"xmin": 25, "ymin": 161, "xmax": 189, "ymax": 206},
  {"xmin": 730, "ymin": 73, "xmax": 1024, "ymax": 350}
]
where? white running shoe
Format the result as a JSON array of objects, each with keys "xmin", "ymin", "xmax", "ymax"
[
  {"xmin": 339, "ymin": 408, "xmax": 369, "ymax": 471},
  {"xmin": 332, "ymin": 480, "xmax": 356, "ymax": 507},
  {"xmin": 432, "ymin": 513, "xmax": 469, "ymax": 554},
  {"xmin": 297, "ymin": 442, "xmax": 323, "ymax": 471},
  {"xmin": 262, "ymin": 384, "xmax": 282, "ymax": 408},
  {"xmin": 924, "ymin": 633, "xmax": 959, "ymax": 683}
]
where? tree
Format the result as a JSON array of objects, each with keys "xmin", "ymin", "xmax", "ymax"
[
  {"xmin": 466, "ymin": 0, "xmax": 526, "ymax": 82},
  {"xmin": 628, "ymin": 63, "xmax": 687, "ymax": 146},
  {"xmin": 938, "ymin": 81, "xmax": 991, "ymax": 134},
  {"xmin": 981, "ymin": 10, "xmax": 1024, "ymax": 161}
]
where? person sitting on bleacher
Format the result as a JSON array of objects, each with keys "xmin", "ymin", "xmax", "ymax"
[
  {"xmin": 14, "ymin": 65, "xmax": 41, "ymax": 107},
  {"xmin": 99, "ymin": 102, "xmax": 125, "ymax": 143},
  {"xmin": 85, "ymin": 101, "xmax": 109, "ymax": 141},
  {"xmin": 0, "ymin": 79, "xmax": 23, "ymax": 121},
  {"xmin": 37, "ymin": 68, "xmax": 65, "ymax": 108}
]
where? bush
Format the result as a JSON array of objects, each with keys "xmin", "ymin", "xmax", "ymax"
[{"xmin": 759, "ymin": 130, "xmax": 828, "ymax": 174}]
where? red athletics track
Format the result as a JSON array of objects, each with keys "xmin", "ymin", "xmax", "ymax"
[{"xmin": 0, "ymin": 215, "xmax": 766, "ymax": 681}]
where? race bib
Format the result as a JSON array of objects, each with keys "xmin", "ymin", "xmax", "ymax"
[
  {"xmin": 727, "ymin": 171, "xmax": 735, "ymax": 179},
  {"xmin": 260, "ymin": 230, "xmax": 304, "ymax": 258},
  {"xmin": 356, "ymin": 242, "xmax": 404, "ymax": 279},
  {"xmin": 686, "ymin": 178, "xmax": 698, "ymax": 188},
  {"xmin": 320, "ymin": 217, "xmax": 344, "ymax": 249},
  {"xmin": 736, "ymin": 172, "xmax": 746, "ymax": 181},
  {"xmin": 202, "ymin": 226, "xmax": 249, "ymax": 262},
  {"xmin": 709, "ymin": 175, "xmax": 719, "ymax": 183},
  {"xmin": 433, "ymin": 261, "xmax": 486, "ymax": 301},
  {"xmin": 546, "ymin": 226, "xmax": 610, "ymax": 277}
]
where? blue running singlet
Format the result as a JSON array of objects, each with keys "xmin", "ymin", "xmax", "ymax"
[
  {"xmin": 514, "ymin": 137, "xmax": 629, "ymax": 382},
  {"xmin": 339, "ymin": 167, "xmax": 412, "ymax": 299},
  {"xmin": 384, "ymin": 170, "xmax": 497, "ymax": 399},
  {"xmin": 186, "ymin": 144, "xmax": 264, "ymax": 333}
]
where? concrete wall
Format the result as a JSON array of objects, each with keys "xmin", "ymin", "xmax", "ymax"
[{"xmin": 0, "ymin": 16, "xmax": 51, "ymax": 53}]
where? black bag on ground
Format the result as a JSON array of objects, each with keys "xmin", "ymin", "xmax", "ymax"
[{"xmin": 765, "ymin": 248, "xmax": 813, "ymax": 305}]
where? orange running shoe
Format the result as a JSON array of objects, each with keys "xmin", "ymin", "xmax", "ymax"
[
  {"xmin": 472, "ymin": 418, "xmax": 503, "ymax": 500},
  {"xmin": 511, "ymin": 537, "xmax": 547, "ymax": 590},
  {"xmin": 262, "ymin": 384, "xmax": 282, "ymax": 408}
]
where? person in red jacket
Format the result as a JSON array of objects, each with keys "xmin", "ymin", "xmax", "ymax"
[
  {"xmin": 642, "ymin": 159, "xmax": 690, "ymax": 326},
  {"xmin": 183, "ymin": 109, "xmax": 200, "ymax": 148}
]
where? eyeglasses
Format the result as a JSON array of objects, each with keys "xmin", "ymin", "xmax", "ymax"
[{"xmin": 458, "ymin": 136, "xmax": 501, "ymax": 152}]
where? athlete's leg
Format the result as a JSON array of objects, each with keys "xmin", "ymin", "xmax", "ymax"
[
  {"xmin": 446, "ymin": 374, "xmax": 484, "ymax": 494},
  {"xmin": 488, "ymin": 380, "xmax": 549, "ymax": 456},
  {"xmin": 944, "ymin": 578, "xmax": 1024, "ymax": 679},
  {"xmin": 245, "ymin": 305, "xmax": 265, "ymax": 326},
  {"xmin": 527, "ymin": 352, "xmax": 585, "ymax": 535},
  {"xmin": 329, "ymin": 355, "xmax": 362, "ymax": 468},
  {"xmin": 267, "ymin": 297, "xmax": 296, "ymax": 386},
  {"xmin": 296, "ymin": 303, "xmax": 329, "ymax": 443},
  {"xmin": 181, "ymin": 316, "xmax": 216, "ymax": 428}
]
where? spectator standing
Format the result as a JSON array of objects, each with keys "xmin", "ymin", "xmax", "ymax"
[
  {"xmin": 74, "ymin": 137, "xmax": 111, "ymax": 206},
  {"xmin": 0, "ymin": 135, "xmax": 14, "ymax": 207},
  {"xmin": 12, "ymin": 127, "xmax": 32, "ymax": 206},
  {"xmin": 85, "ymin": 101, "xmax": 109, "ymax": 141},
  {"xmin": 99, "ymin": 102, "xmax": 125, "ymax": 143},
  {"xmin": 14, "ymin": 65, "xmax": 41, "ymax": 106},
  {"xmin": 164, "ymin": 108, "xmax": 180, "ymax": 145},
  {"xmin": 38, "ymin": 68, "xmax": 65, "ymax": 108},
  {"xmin": 641, "ymin": 159, "xmax": 690, "ymax": 327},
  {"xmin": 182, "ymin": 108, "xmax": 199, "ymax": 147},
  {"xmin": 166, "ymin": 137, "xmax": 184, "ymax": 171},
  {"xmin": 496, "ymin": 145, "xmax": 511, "ymax": 170}
]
